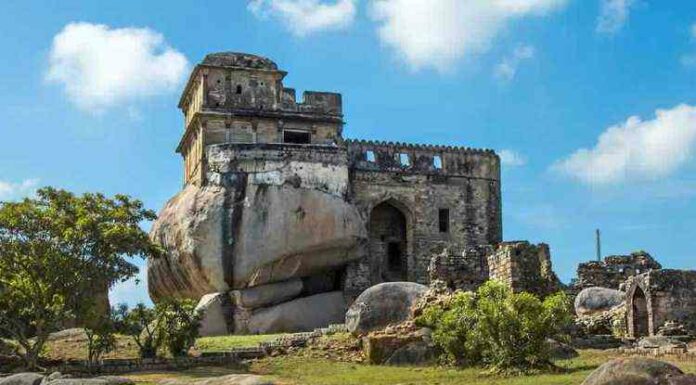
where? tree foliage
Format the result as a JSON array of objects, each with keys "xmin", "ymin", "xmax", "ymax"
[
  {"xmin": 416, "ymin": 280, "xmax": 573, "ymax": 373},
  {"xmin": 117, "ymin": 303, "xmax": 162, "ymax": 358},
  {"xmin": 0, "ymin": 187, "xmax": 160, "ymax": 368},
  {"xmin": 155, "ymin": 299, "xmax": 201, "ymax": 357}
]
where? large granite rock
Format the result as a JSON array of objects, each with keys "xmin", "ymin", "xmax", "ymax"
[
  {"xmin": 195, "ymin": 293, "xmax": 234, "ymax": 337},
  {"xmin": 149, "ymin": 182, "xmax": 366, "ymax": 301},
  {"xmin": 247, "ymin": 291, "xmax": 347, "ymax": 334},
  {"xmin": 346, "ymin": 282, "xmax": 428, "ymax": 335},
  {"xmin": 581, "ymin": 358, "xmax": 685, "ymax": 385},
  {"xmin": 575, "ymin": 287, "xmax": 625, "ymax": 316},
  {"xmin": 229, "ymin": 279, "xmax": 303, "ymax": 309},
  {"xmin": 149, "ymin": 185, "xmax": 228, "ymax": 300}
]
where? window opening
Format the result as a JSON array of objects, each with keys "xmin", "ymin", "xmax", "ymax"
[
  {"xmin": 439, "ymin": 209, "xmax": 450, "ymax": 233},
  {"xmin": 283, "ymin": 130, "xmax": 311, "ymax": 144}
]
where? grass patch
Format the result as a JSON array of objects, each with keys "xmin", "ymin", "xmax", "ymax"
[
  {"xmin": 194, "ymin": 334, "xmax": 286, "ymax": 352},
  {"xmin": 249, "ymin": 350, "xmax": 696, "ymax": 385}
]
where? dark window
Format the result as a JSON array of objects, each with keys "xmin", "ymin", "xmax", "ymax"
[
  {"xmin": 283, "ymin": 130, "xmax": 311, "ymax": 144},
  {"xmin": 438, "ymin": 209, "xmax": 449, "ymax": 233},
  {"xmin": 236, "ymin": 85, "xmax": 242, "ymax": 94}
]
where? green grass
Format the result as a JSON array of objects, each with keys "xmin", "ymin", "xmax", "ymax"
[
  {"xmin": 249, "ymin": 350, "xmax": 696, "ymax": 385},
  {"xmin": 194, "ymin": 334, "xmax": 286, "ymax": 352}
]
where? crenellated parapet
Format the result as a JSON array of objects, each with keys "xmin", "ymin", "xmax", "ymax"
[{"xmin": 345, "ymin": 139, "xmax": 500, "ymax": 180}]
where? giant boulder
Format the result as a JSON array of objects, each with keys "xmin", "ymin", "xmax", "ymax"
[
  {"xmin": 346, "ymin": 282, "xmax": 428, "ymax": 335},
  {"xmin": 148, "ymin": 181, "xmax": 366, "ymax": 301},
  {"xmin": 575, "ymin": 287, "xmax": 625, "ymax": 316}
]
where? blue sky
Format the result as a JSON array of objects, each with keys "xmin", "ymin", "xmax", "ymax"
[{"xmin": 1, "ymin": 0, "xmax": 695, "ymax": 307}]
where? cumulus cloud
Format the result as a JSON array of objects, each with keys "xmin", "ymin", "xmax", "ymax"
[
  {"xmin": 494, "ymin": 44, "xmax": 535, "ymax": 81},
  {"xmin": 46, "ymin": 22, "xmax": 189, "ymax": 113},
  {"xmin": 553, "ymin": 104, "xmax": 696, "ymax": 185},
  {"xmin": 0, "ymin": 179, "xmax": 39, "ymax": 201},
  {"xmin": 248, "ymin": 0, "xmax": 357, "ymax": 37},
  {"xmin": 369, "ymin": 0, "xmax": 567, "ymax": 72},
  {"xmin": 596, "ymin": 0, "xmax": 634, "ymax": 35},
  {"xmin": 499, "ymin": 149, "xmax": 527, "ymax": 167}
]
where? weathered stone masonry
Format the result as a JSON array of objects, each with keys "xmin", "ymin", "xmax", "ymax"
[{"xmin": 149, "ymin": 52, "xmax": 502, "ymax": 334}]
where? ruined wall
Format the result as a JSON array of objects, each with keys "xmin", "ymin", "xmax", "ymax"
[
  {"xmin": 428, "ymin": 246, "xmax": 491, "ymax": 292},
  {"xmin": 575, "ymin": 251, "xmax": 662, "ymax": 290},
  {"xmin": 345, "ymin": 140, "xmax": 502, "ymax": 288},
  {"xmin": 487, "ymin": 241, "xmax": 564, "ymax": 297},
  {"xmin": 626, "ymin": 270, "xmax": 696, "ymax": 338}
]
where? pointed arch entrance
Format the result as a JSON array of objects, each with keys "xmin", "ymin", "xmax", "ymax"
[
  {"xmin": 631, "ymin": 287, "xmax": 650, "ymax": 337},
  {"xmin": 369, "ymin": 201, "xmax": 409, "ymax": 282}
]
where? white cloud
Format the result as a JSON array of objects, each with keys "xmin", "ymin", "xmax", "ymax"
[
  {"xmin": 553, "ymin": 104, "xmax": 696, "ymax": 185},
  {"xmin": 248, "ymin": 0, "xmax": 357, "ymax": 37},
  {"xmin": 0, "ymin": 179, "xmax": 40, "ymax": 201},
  {"xmin": 596, "ymin": 0, "xmax": 634, "ymax": 35},
  {"xmin": 109, "ymin": 262, "xmax": 152, "ymax": 307},
  {"xmin": 46, "ymin": 22, "xmax": 189, "ymax": 113},
  {"xmin": 494, "ymin": 44, "xmax": 535, "ymax": 81},
  {"xmin": 499, "ymin": 149, "xmax": 527, "ymax": 167},
  {"xmin": 369, "ymin": 0, "xmax": 567, "ymax": 72}
]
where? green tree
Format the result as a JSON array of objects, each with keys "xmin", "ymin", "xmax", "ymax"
[
  {"xmin": 0, "ymin": 187, "xmax": 160, "ymax": 369},
  {"xmin": 156, "ymin": 299, "xmax": 201, "ymax": 357},
  {"xmin": 121, "ymin": 303, "xmax": 162, "ymax": 358},
  {"xmin": 416, "ymin": 280, "xmax": 572, "ymax": 373},
  {"xmin": 85, "ymin": 315, "xmax": 116, "ymax": 369}
]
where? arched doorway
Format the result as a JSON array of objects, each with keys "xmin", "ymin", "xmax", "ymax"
[
  {"xmin": 632, "ymin": 287, "xmax": 650, "ymax": 337},
  {"xmin": 369, "ymin": 201, "xmax": 408, "ymax": 282}
]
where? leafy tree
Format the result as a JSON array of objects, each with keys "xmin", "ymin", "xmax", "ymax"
[
  {"xmin": 85, "ymin": 316, "xmax": 116, "ymax": 369},
  {"xmin": 155, "ymin": 299, "xmax": 201, "ymax": 357},
  {"xmin": 416, "ymin": 280, "xmax": 572, "ymax": 373},
  {"xmin": 0, "ymin": 187, "xmax": 160, "ymax": 369},
  {"xmin": 120, "ymin": 303, "xmax": 161, "ymax": 358}
]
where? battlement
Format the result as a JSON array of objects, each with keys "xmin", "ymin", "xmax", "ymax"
[
  {"xmin": 281, "ymin": 88, "xmax": 342, "ymax": 115},
  {"xmin": 345, "ymin": 139, "xmax": 499, "ymax": 179}
]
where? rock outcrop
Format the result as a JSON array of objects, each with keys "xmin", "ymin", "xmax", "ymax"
[
  {"xmin": 246, "ymin": 291, "xmax": 347, "ymax": 334},
  {"xmin": 581, "ymin": 358, "xmax": 693, "ymax": 385},
  {"xmin": 195, "ymin": 293, "xmax": 234, "ymax": 337},
  {"xmin": 575, "ymin": 287, "xmax": 625, "ymax": 316},
  {"xmin": 346, "ymin": 282, "xmax": 428, "ymax": 335}
]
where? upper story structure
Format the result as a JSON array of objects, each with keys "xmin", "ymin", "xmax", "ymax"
[{"xmin": 177, "ymin": 52, "xmax": 343, "ymax": 185}]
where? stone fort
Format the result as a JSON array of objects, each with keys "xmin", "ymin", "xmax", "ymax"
[{"xmin": 148, "ymin": 52, "xmax": 516, "ymax": 334}]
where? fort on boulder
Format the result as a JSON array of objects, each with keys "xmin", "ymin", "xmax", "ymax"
[{"xmin": 148, "ymin": 52, "xmax": 548, "ymax": 335}]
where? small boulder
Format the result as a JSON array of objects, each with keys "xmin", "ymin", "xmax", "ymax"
[
  {"xmin": 581, "ymin": 358, "xmax": 684, "ymax": 385},
  {"xmin": 346, "ymin": 282, "xmax": 428, "ymax": 335},
  {"xmin": 49, "ymin": 378, "xmax": 133, "ymax": 385},
  {"xmin": 575, "ymin": 287, "xmax": 625, "ymax": 317},
  {"xmin": 637, "ymin": 336, "xmax": 687, "ymax": 350},
  {"xmin": 384, "ymin": 340, "xmax": 437, "ymax": 366},
  {"xmin": 195, "ymin": 293, "xmax": 234, "ymax": 337},
  {"xmin": 0, "ymin": 373, "xmax": 44, "ymax": 385},
  {"xmin": 546, "ymin": 338, "xmax": 579, "ymax": 360}
]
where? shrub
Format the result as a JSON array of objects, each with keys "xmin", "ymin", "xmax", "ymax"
[
  {"xmin": 119, "ymin": 303, "xmax": 162, "ymax": 358},
  {"xmin": 155, "ymin": 299, "xmax": 201, "ymax": 357},
  {"xmin": 85, "ymin": 318, "xmax": 116, "ymax": 369},
  {"xmin": 416, "ymin": 280, "xmax": 572, "ymax": 373}
]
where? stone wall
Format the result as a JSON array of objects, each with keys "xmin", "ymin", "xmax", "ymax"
[
  {"xmin": 345, "ymin": 140, "xmax": 502, "ymax": 287},
  {"xmin": 427, "ymin": 246, "xmax": 491, "ymax": 292},
  {"xmin": 626, "ymin": 270, "xmax": 696, "ymax": 338},
  {"xmin": 487, "ymin": 241, "xmax": 564, "ymax": 297},
  {"xmin": 575, "ymin": 251, "xmax": 662, "ymax": 290}
]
